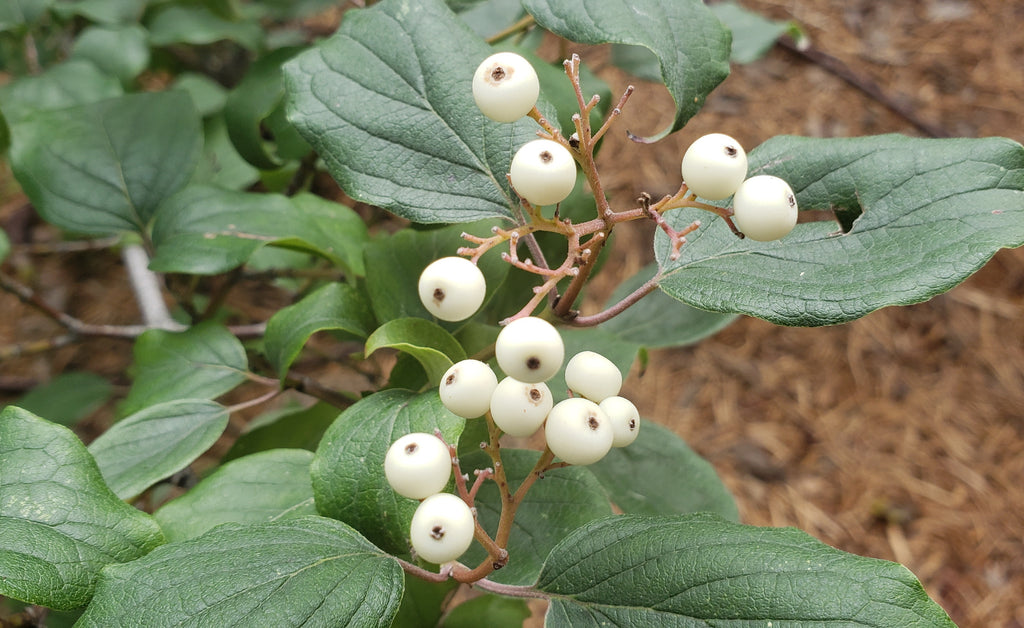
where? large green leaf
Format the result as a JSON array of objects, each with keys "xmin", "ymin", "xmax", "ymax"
[
  {"xmin": 76, "ymin": 516, "xmax": 403, "ymax": 627},
  {"xmin": 460, "ymin": 449, "xmax": 612, "ymax": 585},
  {"xmin": 146, "ymin": 4, "xmax": 263, "ymax": 50},
  {"xmin": 224, "ymin": 402, "xmax": 339, "ymax": 461},
  {"xmin": 154, "ymin": 449, "xmax": 317, "ymax": 542},
  {"xmin": 264, "ymin": 282, "xmax": 376, "ymax": 377},
  {"xmin": 589, "ymin": 422, "xmax": 738, "ymax": 521},
  {"xmin": 539, "ymin": 514, "xmax": 955, "ymax": 626},
  {"xmin": 365, "ymin": 318, "xmax": 467, "ymax": 387},
  {"xmin": 10, "ymin": 371, "xmax": 113, "ymax": 427},
  {"xmin": 150, "ymin": 186, "xmax": 369, "ymax": 275},
  {"xmin": 0, "ymin": 407, "xmax": 164, "ymax": 610},
  {"xmin": 311, "ymin": 389, "xmax": 464, "ymax": 555},
  {"xmin": 120, "ymin": 322, "xmax": 248, "ymax": 416},
  {"xmin": 658, "ymin": 135, "xmax": 1024, "ymax": 326},
  {"xmin": 283, "ymin": 0, "xmax": 547, "ymax": 223},
  {"xmin": 522, "ymin": 0, "xmax": 731, "ymax": 142},
  {"xmin": 0, "ymin": 59, "xmax": 122, "ymax": 127},
  {"xmin": 88, "ymin": 399, "xmax": 230, "ymax": 500},
  {"xmin": 0, "ymin": 0, "xmax": 52, "ymax": 31},
  {"xmin": 8, "ymin": 91, "xmax": 202, "ymax": 235},
  {"xmin": 70, "ymin": 24, "xmax": 150, "ymax": 85},
  {"xmin": 52, "ymin": 0, "xmax": 146, "ymax": 25},
  {"xmin": 443, "ymin": 594, "xmax": 530, "ymax": 627}
]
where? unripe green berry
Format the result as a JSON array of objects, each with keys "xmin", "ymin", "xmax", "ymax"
[
  {"xmin": 494, "ymin": 316, "xmax": 564, "ymax": 384},
  {"xmin": 599, "ymin": 396, "xmax": 640, "ymax": 448},
  {"xmin": 563, "ymin": 350, "xmax": 622, "ymax": 402},
  {"xmin": 489, "ymin": 377, "xmax": 553, "ymax": 437},
  {"xmin": 544, "ymin": 398, "xmax": 614, "ymax": 466},
  {"xmin": 732, "ymin": 175, "xmax": 799, "ymax": 242},
  {"xmin": 509, "ymin": 139, "xmax": 577, "ymax": 206},
  {"xmin": 384, "ymin": 433, "xmax": 451, "ymax": 499},
  {"xmin": 680, "ymin": 133, "xmax": 748, "ymax": 200},
  {"xmin": 409, "ymin": 492, "xmax": 475, "ymax": 565},
  {"xmin": 439, "ymin": 359, "xmax": 498, "ymax": 418},
  {"xmin": 472, "ymin": 52, "xmax": 540, "ymax": 123},
  {"xmin": 418, "ymin": 257, "xmax": 486, "ymax": 322}
]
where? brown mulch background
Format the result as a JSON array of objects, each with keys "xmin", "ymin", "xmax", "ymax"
[{"xmin": 2, "ymin": 1, "xmax": 1022, "ymax": 626}]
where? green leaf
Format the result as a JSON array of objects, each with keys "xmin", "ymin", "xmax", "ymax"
[
  {"xmin": 0, "ymin": 228, "xmax": 9, "ymax": 263},
  {"xmin": 88, "ymin": 399, "xmax": 230, "ymax": 500},
  {"xmin": 0, "ymin": 59, "xmax": 122, "ymax": 127},
  {"xmin": 70, "ymin": 24, "xmax": 150, "ymax": 85},
  {"xmin": 225, "ymin": 46, "xmax": 310, "ymax": 170},
  {"xmin": 52, "ymin": 0, "xmax": 146, "ymax": 24},
  {"xmin": 522, "ymin": 0, "xmax": 731, "ymax": 142},
  {"xmin": 150, "ymin": 186, "xmax": 369, "ymax": 275},
  {"xmin": 710, "ymin": 1, "xmax": 791, "ymax": 64},
  {"xmin": 146, "ymin": 4, "xmax": 263, "ymax": 50},
  {"xmin": 389, "ymin": 576, "xmax": 458, "ymax": 628},
  {"xmin": 171, "ymin": 72, "xmax": 228, "ymax": 117},
  {"xmin": 0, "ymin": 0, "xmax": 52, "ymax": 31},
  {"xmin": 311, "ymin": 389, "xmax": 464, "ymax": 555},
  {"xmin": 461, "ymin": 449, "xmax": 613, "ymax": 585},
  {"xmin": 10, "ymin": 372, "xmax": 112, "ymax": 427},
  {"xmin": 154, "ymin": 449, "xmax": 317, "ymax": 542},
  {"xmin": 363, "ymin": 223, "xmax": 509, "ymax": 324},
  {"xmin": 539, "ymin": 514, "xmax": 955, "ymax": 626},
  {"xmin": 224, "ymin": 402, "xmax": 339, "ymax": 461},
  {"xmin": 9, "ymin": 91, "xmax": 202, "ymax": 236},
  {"xmin": 0, "ymin": 407, "xmax": 164, "ymax": 610},
  {"xmin": 658, "ymin": 135, "xmax": 1024, "ymax": 326},
  {"xmin": 601, "ymin": 263, "xmax": 737, "ymax": 349},
  {"xmin": 283, "ymin": 0, "xmax": 548, "ymax": 223},
  {"xmin": 76, "ymin": 516, "xmax": 404, "ymax": 627},
  {"xmin": 120, "ymin": 322, "xmax": 248, "ymax": 416},
  {"xmin": 544, "ymin": 326, "xmax": 638, "ymax": 402},
  {"xmin": 264, "ymin": 282, "xmax": 376, "ymax": 377},
  {"xmin": 589, "ymin": 422, "xmax": 738, "ymax": 521},
  {"xmin": 365, "ymin": 318, "xmax": 466, "ymax": 387},
  {"xmin": 454, "ymin": 0, "xmax": 525, "ymax": 38},
  {"xmin": 443, "ymin": 594, "xmax": 531, "ymax": 628},
  {"xmin": 191, "ymin": 114, "xmax": 262, "ymax": 190}
]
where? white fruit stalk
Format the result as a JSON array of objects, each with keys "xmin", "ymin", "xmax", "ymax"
[
  {"xmin": 544, "ymin": 398, "xmax": 614, "ymax": 466},
  {"xmin": 680, "ymin": 133, "xmax": 748, "ymax": 201},
  {"xmin": 472, "ymin": 52, "xmax": 540, "ymax": 123},
  {"xmin": 732, "ymin": 175, "xmax": 799, "ymax": 242},
  {"xmin": 439, "ymin": 359, "xmax": 498, "ymax": 418},
  {"xmin": 384, "ymin": 433, "xmax": 452, "ymax": 499},
  {"xmin": 489, "ymin": 377, "xmax": 553, "ymax": 437},
  {"xmin": 418, "ymin": 257, "xmax": 486, "ymax": 322},
  {"xmin": 494, "ymin": 316, "xmax": 564, "ymax": 383},
  {"xmin": 509, "ymin": 139, "xmax": 577, "ymax": 206},
  {"xmin": 563, "ymin": 351, "xmax": 622, "ymax": 402},
  {"xmin": 409, "ymin": 492, "xmax": 476, "ymax": 564}
]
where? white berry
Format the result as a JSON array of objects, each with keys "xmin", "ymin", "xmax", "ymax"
[
  {"xmin": 489, "ymin": 377, "xmax": 553, "ymax": 437},
  {"xmin": 731, "ymin": 175, "xmax": 799, "ymax": 242},
  {"xmin": 472, "ymin": 52, "xmax": 540, "ymax": 123},
  {"xmin": 509, "ymin": 139, "xmax": 577, "ymax": 206},
  {"xmin": 439, "ymin": 359, "xmax": 498, "ymax": 419},
  {"xmin": 409, "ymin": 492, "xmax": 476, "ymax": 565},
  {"xmin": 384, "ymin": 433, "xmax": 451, "ymax": 499},
  {"xmin": 680, "ymin": 133, "xmax": 748, "ymax": 200},
  {"xmin": 494, "ymin": 316, "xmax": 564, "ymax": 384},
  {"xmin": 544, "ymin": 398, "xmax": 613, "ymax": 466},
  {"xmin": 563, "ymin": 351, "xmax": 622, "ymax": 402},
  {"xmin": 599, "ymin": 396, "xmax": 640, "ymax": 448},
  {"xmin": 418, "ymin": 257, "xmax": 486, "ymax": 322}
]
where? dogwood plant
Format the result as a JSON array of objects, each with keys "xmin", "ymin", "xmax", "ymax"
[{"xmin": 1, "ymin": 0, "xmax": 1021, "ymax": 626}]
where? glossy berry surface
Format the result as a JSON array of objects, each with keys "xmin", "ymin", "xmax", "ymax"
[
  {"xmin": 472, "ymin": 52, "xmax": 540, "ymax": 123},
  {"xmin": 494, "ymin": 316, "xmax": 564, "ymax": 384},
  {"xmin": 384, "ymin": 433, "xmax": 451, "ymax": 499},
  {"xmin": 599, "ymin": 396, "xmax": 641, "ymax": 448},
  {"xmin": 564, "ymin": 350, "xmax": 622, "ymax": 402},
  {"xmin": 418, "ymin": 257, "xmax": 486, "ymax": 322},
  {"xmin": 409, "ymin": 492, "xmax": 476, "ymax": 565},
  {"xmin": 489, "ymin": 377, "xmax": 553, "ymax": 437},
  {"xmin": 732, "ymin": 175, "xmax": 799, "ymax": 242},
  {"xmin": 439, "ymin": 359, "xmax": 498, "ymax": 419},
  {"xmin": 680, "ymin": 133, "xmax": 748, "ymax": 201},
  {"xmin": 544, "ymin": 398, "xmax": 614, "ymax": 466},
  {"xmin": 509, "ymin": 139, "xmax": 577, "ymax": 206}
]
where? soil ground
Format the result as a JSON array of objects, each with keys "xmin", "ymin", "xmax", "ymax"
[{"xmin": 1, "ymin": 1, "xmax": 1022, "ymax": 626}]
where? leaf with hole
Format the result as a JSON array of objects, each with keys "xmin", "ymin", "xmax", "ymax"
[
  {"xmin": 0, "ymin": 406, "xmax": 164, "ymax": 610},
  {"xmin": 658, "ymin": 135, "xmax": 1024, "ymax": 326}
]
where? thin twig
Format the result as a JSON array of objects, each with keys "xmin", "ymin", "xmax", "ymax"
[{"xmin": 565, "ymin": 274, "xmax": 662, "ymax": 327}]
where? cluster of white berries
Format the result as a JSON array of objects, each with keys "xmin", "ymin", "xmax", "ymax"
[
  {"xmin": 680, "ymin": 133, "xmax": 798, "ymax": 242},
  {"xmin": 472, "ymin": 52, "xmax": 577, "ymax": 207}
]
